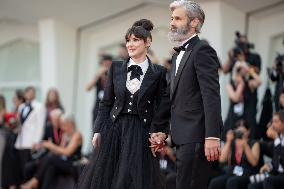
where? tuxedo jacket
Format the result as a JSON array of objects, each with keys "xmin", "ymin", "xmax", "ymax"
[
  {"xmin": 271, "ymin": 138, "xmax": 284, "ymax": 173},
  {"xmin": 151, "ymin": 36, "xmax": 223, "ymax": 145},
  {"xmin": 15, "ymin": 100, "xmax": 46, "ymax": 149},
  {"xmin": 93, "ymin": 58, "xmax": 169, "ymax": 133}
]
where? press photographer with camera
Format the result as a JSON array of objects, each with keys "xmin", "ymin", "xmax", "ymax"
[
  {"xmin": 209, "ymin": 120, "xmax": 261, "ymax": 189},
  {"xmin": 268, "ymin": 53, "xmax": 284, "ymax": 111},
  {"xmin": 248, "ymin": 110, "xmax": 284, "ymax": 189},
  {"xmin": 224, "ymin": 49, "xmax": 262, "ymax": 139},
  {"xmin": 223, "ymin": 32, "xmax": 261, "ymax": 75}
]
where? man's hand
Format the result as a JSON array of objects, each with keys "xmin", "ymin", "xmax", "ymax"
[
  {"xmin": 92, "ymin": 133, "xmax": 101, "ymax": 149},
  {"xmin": 205, "ymin": 139, "xmax": 221, "ymax": 162},
  {"xmin": 149, "ymin": 132, "xmax": 167, "ymax": 157},
  {"xmin": 260, "ymin": 163, "xmax": 271, "ymax": 173}
]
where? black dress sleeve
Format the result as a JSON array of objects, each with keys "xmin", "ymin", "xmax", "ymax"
[{"xmin": 93, "ymin": 62, "xmax": 115, "ymax": 133}]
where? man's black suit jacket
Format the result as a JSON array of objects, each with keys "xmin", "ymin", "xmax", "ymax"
[{"xmin": 151, "ymin": 36, "xmax": 223, "ymax": 145}]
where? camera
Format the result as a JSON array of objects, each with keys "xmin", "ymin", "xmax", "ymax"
[
  {"xmin": 250, "ymin": 172, "xmax": 269, "ymax": 184},
  {"xmin": 232, "ymin": 31, "xmax": 254, "ymax": 58},
  {"xmin": 234, "ymin": 130, "xmax": 244, "ymax": 139}
]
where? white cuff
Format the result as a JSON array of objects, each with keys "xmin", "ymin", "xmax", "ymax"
[{"xmin": 205, "ymin": 137, "xmax": 220, "ymax": 140}]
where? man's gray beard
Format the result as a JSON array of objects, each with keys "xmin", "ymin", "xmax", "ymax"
[{"xmin": 168, "ymin": 25, "xmax": 190, "ymax": 46}]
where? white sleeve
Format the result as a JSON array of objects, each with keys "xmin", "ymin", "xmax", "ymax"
[{"xmin": 33, "ymin": 104, "xmax": 46, "ymax": 144}]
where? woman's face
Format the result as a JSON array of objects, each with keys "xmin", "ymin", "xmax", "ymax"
[
  {"xmin": 48, "ymin": 90, "xmax": 57, "ymax": 103},
  {"xmin": 60, "ymin": 120, "xmax": 74, "ymax": 133},
  {"xmin": 272, "ymin": 115, "xmax": 283, "ymax": 133},
  {"xmin": 126, "ymin": 34, "xmax": 149, "ymax": 60}
]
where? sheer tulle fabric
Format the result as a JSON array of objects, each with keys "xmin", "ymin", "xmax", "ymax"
[{"xmin": 76, "ymin": 113, "xmax": 164, "ymax": 189}]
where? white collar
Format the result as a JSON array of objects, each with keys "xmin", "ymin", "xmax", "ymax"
[{"xmin": 128, "ymin": 58, "xmax": 149, "ymax": 74}]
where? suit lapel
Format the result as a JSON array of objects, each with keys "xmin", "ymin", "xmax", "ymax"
[
  {"xmin": 171, "ymin": 35, "xmax": 200, "ymax": 98},
  {"xmin": 137, "ymin": 60, "xmax": 159, "ymax": 104},
  {"xmin": 114, "ymin": 60, "xmax": 127, "ymax": 100},
  {"xmin": 170, "ymin": 54, "xmax": 177, "ymax": 95},
  {"xmin": 172, "ymin": 49, "xmax": 193, "ymax": 95},
  {"xmin": 20, "ymin": 103, "xmax": 34, "ymax": 124}
]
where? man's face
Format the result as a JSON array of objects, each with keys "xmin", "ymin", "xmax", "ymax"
[
  {"xmin": 272, "ymin": 115, "xmax": 283, "ymax": 133},
  {"xmin": 25, "ymin": 89, "xmax": 35, "ymax": 101},
  {"xmin": 168, "ymin": 7, "xmax": 191, "ymax": 43}
]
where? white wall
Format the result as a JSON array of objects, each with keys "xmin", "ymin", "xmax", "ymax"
[
  {"xmin": 0, "ymin": 21, "xmax": 38, "ymax": 45},
  {"xmin": 39, "ymin": 19, "xmax": 77, "ymax": 112}
]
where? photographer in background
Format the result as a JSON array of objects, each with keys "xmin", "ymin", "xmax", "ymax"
[
  {"xmin": 248, "ymin": 110, "xmax": 284, "ymax": 189},
  {"xmin": 268, "ymin": 53, "xmax": 284, "ymax": 111},
  {"xmin": 224, "ymin": 65, "xmax": 245, "ymax": 136},
  {"xmin": 223, "ymin": 32, "xmax": 261, "ymax": 76},
  {"xmin": 209, "ymin": 120, "xmax": 261, "ymax": 189},
  {"xmin": 224, "ymin": 48, "xmax": 262, "ymax": 139}
]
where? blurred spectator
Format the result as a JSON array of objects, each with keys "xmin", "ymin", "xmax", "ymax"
[
  {"xmin": 226, "ymin": 51, "xmax": 262, "ymax": 139},
  {"xmin": 248, "ymin": 111, "xmax": 284, "ymax": 189},
  {"xmin": 161, "ymin": 58, "xmax": 172, "ymax": 84},
  {"xmin": 117, "ymin": 42, "xmax": 129, "ymax": 61},
  {"xmin": 209, "ymin": 120, "xmax": 261, "ymax": 189},
  {"xmin": 278, "ymin": 89, "xmax": 284, "ymax": 110},
  {"xmin": 45, "ymin": 88, "xmax": 64, "ymax": 125},
  {"xmin": 0, "ymin": 94, "xmax": 6, "ymax": 188},
  {"xmin": 23, "ymin": 109, "xmax": 63, "ymax": 186},
  {"xmin": 224, "ymin": 66, "xmax": 245, "ymax": 136},
  {"xmin": 0, "ymin": 94, "xmax": 6, "ymax": 128},
  {"xmin": 147, "ymin": 49, "xmax": 159, "ymax": 65},
  {"xmin": 86, "ymin": 54, "xmax": 112, "ymax": 131},
  {"xmin": 268, "ymin": 55, "xmax": 284, "ymax": 111},
  {"xmin": 42, "ymin": 109, "xmax": 63, "ymax": 144},
  {"xmin": 13, "ymin": 89, "xmax": 26, "ymax": 113},
  {"xmin": 20, "ymin": 114, "xmax": 82, "ymax": 189},
  {"xmin": 222, "ymin": 34, "xmax": 261, "ymax": 76},
  {"xmin": 15, "ymin": 86, "xmax": 46, "ymax": 183},
  {"xmin": 258, "ymin": 88, "xmax": 273, "ymax": 140},
  {"xmin": 1, "ymin": 90, "xmax": 24, "ymax": 189}
]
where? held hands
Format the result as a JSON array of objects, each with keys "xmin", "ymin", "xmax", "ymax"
[
  {"xmin": 205, "ymin": 139, "xmax": 221, "ymax": 162},
  {"xmin": 149, "ymin": 132, "xmax": 167, "ymax": 157},
  {"xmin": 92, "ymin": 133, "xmax": 101, "ymax": 149}
]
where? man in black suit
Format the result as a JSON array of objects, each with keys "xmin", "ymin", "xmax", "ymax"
[{"xmin": 150, "ymin": 1, "xmax": 223, "ymax": 188}]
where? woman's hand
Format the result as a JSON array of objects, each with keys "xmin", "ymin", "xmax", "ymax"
[
  {"xmin": 92, "ymin": 133, "xmax": 101, "ymax": 149},
  {"xmin": 42, "ymin": 140, "xmax": 53, "ymax": 150},
  {"xmin": 149, "ymin": 132, "xmax": 167, "ymax": 157}
]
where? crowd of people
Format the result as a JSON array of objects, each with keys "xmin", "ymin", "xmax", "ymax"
[
  {"xmin": 1, "ymin": 1, "xmax": 284, "ymax": 189},
  {"xmin": 83, "ymin": 31, "xmax": 284, "ymax": 189},
  {"xmin": 0, "ymin": 87, "xmax": 83, "ymax": 189}
]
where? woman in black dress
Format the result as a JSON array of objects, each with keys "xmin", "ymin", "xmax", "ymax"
[{"xmin": 77, "ymin": 19, "xmax": 168, "ymax": 189}]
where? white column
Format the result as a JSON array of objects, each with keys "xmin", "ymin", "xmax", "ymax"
[{"xmin": 39, "ymin": 19, "xmax": 77, "ymax": 111}]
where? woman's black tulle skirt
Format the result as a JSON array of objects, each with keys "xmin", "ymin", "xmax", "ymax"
[{"xmin": 76, "ymin": 114, "xmax": 164, "ymax": 189}]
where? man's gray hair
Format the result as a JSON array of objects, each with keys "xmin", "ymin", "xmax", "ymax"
[{"xmin": 170, "ymin": 0, "xmax": 205, "ymax": 33}]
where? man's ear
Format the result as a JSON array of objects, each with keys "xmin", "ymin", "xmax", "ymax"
[{"xmin": 190, "ymin": 18, "xmax": 199, "ymax": 28}]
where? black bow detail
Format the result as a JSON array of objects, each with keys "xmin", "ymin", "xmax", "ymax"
[
  {"xmin": 173, "ymin": 39, "xmax": 191, "ymax": 53},
  {"xmin": 128, "ymin": 65, "xmax": 143, "ymax": 80}
]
